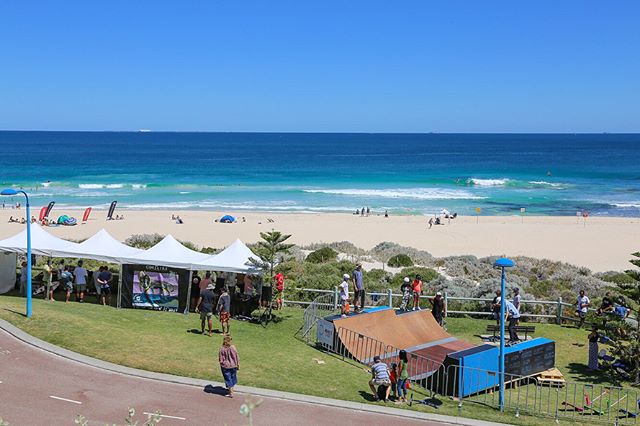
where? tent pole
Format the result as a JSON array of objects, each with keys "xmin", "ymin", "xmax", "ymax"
[
  {"xmin": 117, "ymin": 263, "xmax": 123, "ymax": 309},
  {"xmin": 185, "ymin": 270, "xmax": 193, "ymax": 314}
]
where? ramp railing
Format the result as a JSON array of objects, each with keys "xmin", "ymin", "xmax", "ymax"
[
  {"xmin": 301, "ymin": 292, "xmax": 339, "ymax": 343},
  {"xmin": 443, "ymin": 363, "xmax": 639, "ymax": 425}
]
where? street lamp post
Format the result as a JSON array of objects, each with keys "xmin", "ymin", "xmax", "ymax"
[
  {"xmin": 493, "ymin": 257, "xmax": 515, "ymax": 412},
  {"xmin": 1, "ymin": 188, "xmax": 32, "ymax": 318}
]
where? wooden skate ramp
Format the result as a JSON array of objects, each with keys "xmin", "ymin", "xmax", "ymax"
[{"xmin": 333, "ymin": 309, "xmax": 474, "ymax": 371}]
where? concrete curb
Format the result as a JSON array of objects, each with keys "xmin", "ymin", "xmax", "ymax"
[{"xmin": 0, "ymin": 319, "xmax": 508, "ymax": 426}]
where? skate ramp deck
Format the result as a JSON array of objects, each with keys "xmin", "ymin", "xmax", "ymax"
[{"xmin": 332, "ymin": 309, "xmax": 475, "ymax": 375}]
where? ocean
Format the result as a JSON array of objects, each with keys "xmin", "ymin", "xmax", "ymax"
[{"xmin": 0, "ymin": 131, "xmax": 638, "ymax": 216}]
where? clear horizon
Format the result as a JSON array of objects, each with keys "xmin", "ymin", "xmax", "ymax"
[{"xmin": 2, "ymin": 1, "xmax": 639, "ymax": 133}]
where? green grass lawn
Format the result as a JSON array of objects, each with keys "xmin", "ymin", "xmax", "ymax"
[{"xmin": 0, "ymin": 294, "xmax": 635, "ymax": 426}]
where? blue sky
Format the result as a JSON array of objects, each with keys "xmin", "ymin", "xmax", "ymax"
[{"xmin": 1, "ymin": 1, "xmax": 639, "ymax": 132}]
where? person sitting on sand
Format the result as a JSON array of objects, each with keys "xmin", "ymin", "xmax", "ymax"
[
  {"xmin": 384, "ymin": 210, "xmax": 389, "ymax": 218},
  {"xmin": 176, "ymin": 216, "xmax": 184, "ymax": 224}
]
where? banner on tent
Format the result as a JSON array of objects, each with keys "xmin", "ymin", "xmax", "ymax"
[{"xmin": 120, "ymin": 264, "xmax": 189, "ymax": 312}]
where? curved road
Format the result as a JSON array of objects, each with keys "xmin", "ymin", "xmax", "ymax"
[{"xmin": 0, "ymin": 328, "xmax": 446, "ymax": 426}]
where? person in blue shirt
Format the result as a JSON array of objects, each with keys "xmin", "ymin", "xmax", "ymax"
[{"xmin": 504, "ymin": 299, "xmax": 521, "ymax": 343}]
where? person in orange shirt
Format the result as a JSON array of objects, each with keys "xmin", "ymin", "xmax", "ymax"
[{"xmin": 412, "ymin": 274, "xmax": 423, "ymax": 311}]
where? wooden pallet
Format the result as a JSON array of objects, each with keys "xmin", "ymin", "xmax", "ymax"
[{"xmin": 536, "ymin": 368, "xmax": 566, "ymax": 387}]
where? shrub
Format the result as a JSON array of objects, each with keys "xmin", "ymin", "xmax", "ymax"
[
  {"xmin": 125, "ymin": 233, "xmax": 165, "ymax": 249},
  {"xmin": 306, "ymin": 247, "xmax": 338, "ymax": 264},
  {"xmin": 387, "ymin": 254, "xmax": 414, "ymax": 268}
]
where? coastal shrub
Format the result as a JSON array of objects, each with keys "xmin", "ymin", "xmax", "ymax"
[
  {"xmin": 306, "ymin": 247, "xmax": 338, "ymax": 264},
  {"xmin": 125, "ymin": 233, "xmax": 164, "ymax": 249},
  {"xmin": 370, "ymin": 242, "xmax": 434, "ymax": 266},
  {"xmin": 302, "ymin": 241, "xmax": 365, "ymax": 256},
  {"xmin": 597, "ymin": 271, "xmax": 637, "ymax": 286},
  {"xmin": 387, "ymin": 254, "xmax": 413, "ymax": 268}
]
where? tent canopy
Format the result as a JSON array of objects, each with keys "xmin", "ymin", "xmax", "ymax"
[
  {"xmin": 123, "ymin": 234, "xmax": 211, "ymax": 270},
  {"xmin": 72, "ymin": 229, "xmax": 143, "ymax": 263},
  {"xmin": 193, "ymin": 239, "xmax": 260, "ymax": 274},
  {"xmin": 0, "ymin": 224, "xmax": 81, "ymax": 257},
  {"xmin": 0, "ymin": 226, "xmax": 259, "ymax": 274}
]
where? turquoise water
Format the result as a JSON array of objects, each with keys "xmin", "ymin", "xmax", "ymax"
[{"xmin": 0, "ymin": 132, "xmax": 638, "ymax": 216}]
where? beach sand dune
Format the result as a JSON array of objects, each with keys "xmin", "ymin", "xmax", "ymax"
[{"xmin": 1, "ymin": 210, "xmax": 638, "ymax": 272}]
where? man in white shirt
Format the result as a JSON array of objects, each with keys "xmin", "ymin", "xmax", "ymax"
[
  {"xmin": 73, "ymin": 260, "xmax": 88, "ymax": 303},
  {"xmin": 576, "ymin": 290, "xmax": 590, "ymax": 329},
  {"xmin": 339, "ymin": 274, "xmax": 350, "ymax": 318}
]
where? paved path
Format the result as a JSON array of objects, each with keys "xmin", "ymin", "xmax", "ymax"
[{"xmin": 0, "ymin": 321, "xmax": 504, "ymax": 426}]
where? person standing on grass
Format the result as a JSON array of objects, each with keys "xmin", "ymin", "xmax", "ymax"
[
  {"xmin": 196, "ymin": 283, "xmax": 216, "ymax": 336},
  {"xmin": 43, "ymin": 259, "xmax": 54, "ymax": 301},
  {"xmin": 217, "ymin": 286, "xmax": 231, "ymax": 335},
  {"xmin": 339, "ymin": 273, "xmax": 350, "ymax": 318},
  {"xmin": 219, "ymin": 334, "xmax": 240, "ymax": 398},
  {"xmin": 396, "ymin": 350, "xmax": 409, "ymax": 404},
  {"xmin": 576, "ymin": 289, "xmax": 590, "ymax": 329},
  {"xmin": 412, "ymin": 274, "xmax": 423, "ymax": 311},
  {"xmin": 587, "ymin": 326, "xmax": 600, "ymax": 371},
  {"xmin": 429, "ymin": 291, "xmax": 445, "ymax": 326},
  {"xmin": 60, "ymin": 266, "xmax": 73, "ymax": 303},
  {"xmin": 352, "ymin": 263, "xmax": 365, "ymax": 312},
  {"xmin": 274, "ymin": 272, "xmax": 285, "ymax": 310},
  {"xmin": 19, "ymin": 261, "xmax": 28, "ymax": 296},
  {"xmin": 97, "ymin": 266, "xmax": 113, "ymax": 306},
  {"xmin": 73, "ymin": 260, "xmax": 88, "ymax": 303},
  {"xmin": 190, "ymin": 271, "xmax": 201, "ymax": 312}
]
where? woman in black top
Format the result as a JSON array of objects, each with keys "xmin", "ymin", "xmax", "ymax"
[{"xmin": 587, "ymin": 326, "xmax": 600, "ymax": 371}]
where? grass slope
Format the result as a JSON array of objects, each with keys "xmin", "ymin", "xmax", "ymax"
[{"xmin": 0, "ymin": 295, "xmax": 632, "ymax": 425}]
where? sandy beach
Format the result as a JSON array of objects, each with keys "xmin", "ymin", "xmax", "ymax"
[{"xmin": 1, "ymin": 209, "xmax": 638, "ymax": 272}]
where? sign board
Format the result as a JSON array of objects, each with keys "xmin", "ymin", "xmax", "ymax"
[
  {"xmin": 316, "ymin": 318, "xmax": 335, "ymax": 350},
  {"xmin": 475, "ymin": 207, "xmax": 481, "ymax": 214},
  {"xmin": 120, "ymin": 264, "xmax": 189, "ymax": 312},
  {"xmin": 520, "ymin": 208, "xmax": 525, "ymax": 213}
]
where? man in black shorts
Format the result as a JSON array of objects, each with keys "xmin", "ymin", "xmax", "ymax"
[
  {"xmin": 97, "ymin": 266, "xmax": 113, "ymax": 306},
  {"xmin": 190, "ymin": 271, "xmax": 201, "ymax": 312},
  {"xmin": 196, "ymin": 283, "xmax": 215, "ymax": 336},
  {"xmin": 261, "ymin": 276, "xmax": 273, "ymax": 308}
]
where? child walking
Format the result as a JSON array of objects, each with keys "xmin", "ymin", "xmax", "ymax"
[{"xmin": 389, "ymin": 363, "xmax": 398, "ymax": 400}]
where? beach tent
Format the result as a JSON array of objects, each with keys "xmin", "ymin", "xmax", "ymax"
[
  {"xmin": 122, "ymin": 234, "xmax": 211, "ymax": 270},
  {"xmin": 71, "ymin": 229, "xmax": 143, "ymax": 264},
  {"xmin": 0, "ymin": 224, "xmax": 81, "ymax": 257},
  {"xmin": 193, "ymin": 239, "xmax": 260, "ymax": 274},
  {"xmin": 219, "ymin": 215, "xmax": 236, "ymax": 223}
]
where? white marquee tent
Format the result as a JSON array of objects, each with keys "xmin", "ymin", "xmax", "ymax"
[
  {"xmin": 0, "ymin": 224, "xmax": 81, "ymax": 257},
  {"xmin": 72, "ymin": 229, "xmax": 143, "ymax": 264},
  {"xmin": 0, "ymin": 225, "xmax": 259, "ymax": 274},
  {"xmin": 194, "ymin": 239, "xmax": 258, "ymax": 274}
]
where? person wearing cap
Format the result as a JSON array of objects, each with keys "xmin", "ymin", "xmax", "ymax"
[
  {"xmin": 352, "ymin": 263, "xmax": 365, "ymax": 312},
  {"xmin": 339, "ymin": 273, "xmax": 350, "ymax": 317},
  {"xmin": 196, "ymin": 282, "xmax": 216, "ymax": 336},
  {"xmin": 368, "ymin": 355, "xmax": 391, "ymax": 402},
  {"xmin": 411, "ymin": 274, "xmax": 423, "ymax": 311},
  {"xmin": 400, "ymin": 277, "xmax": 412, "ymax": 311},
  {"xmin": 429, "ymin": 291, "xmax": 446, "ymax": 326},
  {"xmin": 503, "ymin": 298, "xmax": 521, "ymax": 343}
]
